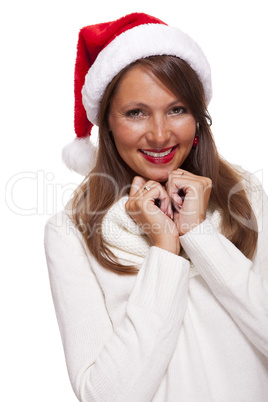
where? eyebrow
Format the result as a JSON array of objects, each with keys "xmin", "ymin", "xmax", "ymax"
[{"xmin": 123, "ymin": 99, "xmax": 184, "ymax": 109}]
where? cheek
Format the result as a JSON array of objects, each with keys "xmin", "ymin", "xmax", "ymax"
[
  {"xmin": 111, "ymin": 120, "xmax": 142, "ymax": 150},
  {"xmin": 113, "ymin": 127, "xmax": 135, "ymax": 150},
  {"xmin": 109, "ymin": 117, "xmax": 126, "ymax": 150},
  {"xmin": 114, "ymin": 138, "xmax": 140, "ymax": 160},
  {"xmin": 174, "ymin": 120, "xmax": 196, "ymax": 144}
]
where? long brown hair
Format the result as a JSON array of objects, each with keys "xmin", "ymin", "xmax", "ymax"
[{"xmin": 71, "ymin": 55, "xmax": 258, "ymax": 274}]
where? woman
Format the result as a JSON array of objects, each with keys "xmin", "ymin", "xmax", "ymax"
[{"xmin": 44, "ymin": 13, "xmax": 268, "ymax": 402}]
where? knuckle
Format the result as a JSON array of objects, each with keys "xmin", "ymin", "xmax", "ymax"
[
  {"xmin": 207, "ymin": 178, "xmax": 212, "ymax": 186},
  {"xmin": 169, "ymin": 171, "xmax": 176, "ymax": 180},
  {"xmin": 135, "ymin": 199, "xmax": 143, "ymax": 209},
  {"xmin": 125, "ymin": 200, "xmax": 131, "ymax": 211}
]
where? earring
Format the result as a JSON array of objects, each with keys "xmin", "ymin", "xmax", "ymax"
[
  {"xmin": 192, "ymin": 135, "xmax": 199, "ymax": 149},
  {"xmin": 192, "ymin": 122, "xmax": 200, "ymax": 149}
]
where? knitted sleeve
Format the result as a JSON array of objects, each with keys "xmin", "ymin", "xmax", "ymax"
[
  {"xmin": 180, "ymin": 179, "xmax": 268, "ymax": 357},
  {"xmin": 44, "ymin": 213, "xmax": 190, "ymax": 402}
]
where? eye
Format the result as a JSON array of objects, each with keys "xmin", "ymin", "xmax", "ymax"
[
  {"xmin": 126, "ymin": 109, "xmax": 144, "ymax": 118},
  {"xmin": 169, "ymin": 106, "xmax": 187, "ymax": 115}
]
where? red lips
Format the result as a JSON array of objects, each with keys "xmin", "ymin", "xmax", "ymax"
[{"xmin": 139, "ymin": 145, "xmax": 178, "ymax": 164}]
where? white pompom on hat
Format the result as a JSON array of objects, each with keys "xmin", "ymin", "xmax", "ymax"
[{"xmin": 62, "ymin": 12, "xmax": 212, "ymax": 176}]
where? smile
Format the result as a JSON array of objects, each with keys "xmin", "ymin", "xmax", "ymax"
[{"xmin": 139, "ymin": 145, "xmax": 178, "ymax": 164}]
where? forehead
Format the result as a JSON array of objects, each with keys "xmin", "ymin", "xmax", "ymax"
[{"xmin": 112, "ymin": 64, "xmax": 178, "ymax": 103}]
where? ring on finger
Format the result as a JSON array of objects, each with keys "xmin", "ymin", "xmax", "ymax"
[{"xmin": 144, "ymin": 185, "xmax": 151, "ymax": 191}]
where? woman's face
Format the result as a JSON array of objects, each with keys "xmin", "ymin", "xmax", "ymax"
[{"xmin": 109, "ymin": 65, "xmax": 196, "ymax": 182}]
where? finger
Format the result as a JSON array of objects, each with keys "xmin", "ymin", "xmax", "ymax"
[
  {"xmin": 129, "ymin": 176, "xmax": 147, "ymax": 197},
  {"xmin": 153, "ymin": 187, "xmax": 173, "ymax": 218},
  {"xmin": 141, "ymin": 183, "xmax": 171, "ymax": 215},
  {"xmin": 127, "ymin": 180, "xmax": 161, "ymax": 216},
  {"xmin": 174, "ymin": 169, "xmax": 195, "ymax": 178},
  {"xmin": 167, "ymin": 170, "xmax": 198, "ymax": 195},
  {"xmin": 166, "ymin": 200, "xmax": 174, "ymax": 220},
  {"xmin": 172, "ymin": 193, "xmax": 184, "ymax": 211},
  {"xmin": 166, "ymin": 172, "xmax": 194, "ymax": 210},
  {"xmin": 166, "ymin": 174, "xmax": 185, "ymax": 199},
  {"xmin": 136, "ymin": 180, "xmax": 159, "ymax": 198}
]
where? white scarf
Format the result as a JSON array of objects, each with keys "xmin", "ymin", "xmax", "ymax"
[
  {"xmin": 102, "ymin": 196, "xmax": 151, "ymax": 265},
  {"xmin": 102, "ymin": 196, "xmax": 221, "ymax": 277}
]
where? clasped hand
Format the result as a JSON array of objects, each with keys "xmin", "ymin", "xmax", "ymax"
[{"xmin": 125, "ymin": 169, "xmax": 212, "ymax": 255}]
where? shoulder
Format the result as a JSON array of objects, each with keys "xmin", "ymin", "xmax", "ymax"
[
  {"xmin": 234, "ymin": 165, "xmax": 264, "ymax": 215},
  {"xmin": 231, "ymin": 164, "xmax": 261, "ymax": 188},
  {"xmin": 44, "ymin": 208, "xmax": 87, "ymax": 256},
  {"xmin": 45, "ymin": 209, "xmax": 74, "ymax": 238},
  {"xmin": 45, "ymin": 208, "xmax": 72, "ymax": 229},
  {"xmin": 209, "ymin": 164, "xmax": 265, "ymax": 231}
]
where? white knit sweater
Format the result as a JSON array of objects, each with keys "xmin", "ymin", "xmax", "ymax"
[{"xmin": 44, "ymin": 173, "xmax": 268, "ymax": 402}]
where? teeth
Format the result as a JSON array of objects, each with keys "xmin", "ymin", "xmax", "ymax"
[{"xmin": 142, "ymin": 147, "xmax": 174, "ymax": 157}]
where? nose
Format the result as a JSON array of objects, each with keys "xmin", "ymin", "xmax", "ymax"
[{"xmin": 146, "ymin": 115, "xmax": 170, "ymax": 147}]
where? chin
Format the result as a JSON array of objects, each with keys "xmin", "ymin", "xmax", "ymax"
[{"xmin": 144, "ymin": 169, "xmax": 172, "ymax": 183}]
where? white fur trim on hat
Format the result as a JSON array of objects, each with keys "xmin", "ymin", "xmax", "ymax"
[
  {"xmin": 62, "ymin": 136, "xmax": 97, "ymax": 176},
  {"xmin": 82, "ymin": 23, "xmax": 212, "ymax": 126}
]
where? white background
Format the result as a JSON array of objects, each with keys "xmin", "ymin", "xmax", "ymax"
[{"xmin": 1, "ymin": 0, "xmax": 267, "ymax": 400}]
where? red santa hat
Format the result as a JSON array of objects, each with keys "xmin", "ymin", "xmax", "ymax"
[{"xmin": 62, "ymin": 12, "xmax": 212, "ymax": 175}]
